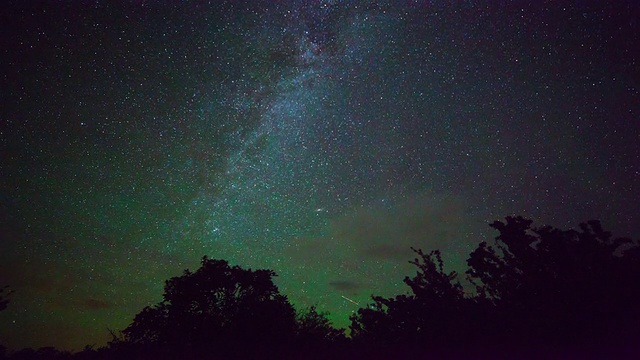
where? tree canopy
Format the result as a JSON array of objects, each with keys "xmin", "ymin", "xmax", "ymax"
[
  {"xmin": 2, "ymin": 216, "xmax": 639, "ymax": 359},
  {"xmin": 116, "ymin": 256, "xmax": 344, "ymax": 360},
  {"xmin": 119, "ymin": 257, "xmax": 297, "ymax": 359},
  {"xmin": 350, "ymin": 216, "xmax": 640, "ymax": 358},
  {"xmin": 0, "ymin": 286, "xmax": 11, "ymax": 312}
]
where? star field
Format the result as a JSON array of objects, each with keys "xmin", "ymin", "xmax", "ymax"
[{"xmin": 1, "ymin": 0, "xmax": 639, "ymax": 351}]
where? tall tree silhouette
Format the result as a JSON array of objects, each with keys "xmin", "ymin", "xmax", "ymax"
[
  {"xmin": 350, "ymin": 249, "xmax": 472, "ymax": 357},
  {"xmin": 466, "ymin": 216, "xmax": 640, "ymax": 355},
  {"xmin": 121, "ymin": 257, "xmax": 297, "ymax": 359},
  {"xmin": 293, "ymin": 306, "xmax": 347, "ymax": 359},
  {"xmin": 0, "ymin": 287, "xmax": 7, "ymax": 360},
  {"xmin": 0, "ymin": 285, "xmax": 11, "ymax": 312},
  {"xmin": 351, "ymin": 216, "xmax": 640, "ymax": 358}
]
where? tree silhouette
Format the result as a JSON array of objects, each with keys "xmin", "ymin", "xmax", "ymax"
[
  {"xmin": 293, "ymin": 306, "xmax": 347, "ymax": 358},
  {"xmin": 466, "ymin": 216, "xmax": 640, "ymax": 356},
  {"xmin": 0, "ymin": 286, "xmax": 10, "ymax": 360},
  {"xmin": 0, "ymin": 285, "xmax": 11, "ymax": 312},
  {"xmin": 2, "ymin": 217, "xmax": 638, "ymax": 359},
  {"xmin": 350, "ymin": 216, "xmax": 640, "ymax": 358},
  {"xmin": 121, "ymin": 256, "xmax": 297, "ymax": 359},
  {"xmin": 350, "ymin": 249, "xmax": 473, "ymax": 357},
  {"xmin": 5, "ymin": 347, "xmax": 71, "ymax": 360}
]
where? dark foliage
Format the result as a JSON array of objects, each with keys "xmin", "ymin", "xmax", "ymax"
[
  {"xmin": 106, "ymin": 256, "xmax": 344, "ymax": 360},
  {"xmin": 0, "ymin": 285, "xmax": 11, "ymax": 312},
  {"xmin": 6, "ymin": 347, "xmax": 71, "ymax": 360},
  {"xmin": 350, "ymin": 216, "xmax": 640, "ymax": 359},
  {"xmin": 3, "ymin": 217, "xmax": 639, "ymax": 359},
  {"xmin": 349, "ymin": 249, "xmax": 477, "ymax": 358},
  {"xmin": 466, "ymin": 217, "xmax": 640, "ymax": 357},
  {"xmin": 117, "ymin": 256, "xmax": 298, "ymax": 359},
  {"xmin": 294, "ymin": 306, "xmax": 348, "ymax": 359},
  {"xmin": 0, "ymin": 286, "xmax": 12, "ymax": 360}
]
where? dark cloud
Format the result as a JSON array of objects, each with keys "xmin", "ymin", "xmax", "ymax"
[
  {"xmin": 363, "ymin": 244, "xmax": 408, "ymax": 261},
  {"xmin": 328, "ymin": 280, "xmax": 362, "ymax": 293},
  {"xmin": 83, "ymin": 298, "xmax": 112, "ymax": 310},
  {"xmin": 329, "ymin": 193, "xmax": 473, "ymax": 261}
]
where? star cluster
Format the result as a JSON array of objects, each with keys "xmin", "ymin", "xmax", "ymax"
[{"xmin": 1, "ymin": 0, "xmax": 638, "ymax": 351}]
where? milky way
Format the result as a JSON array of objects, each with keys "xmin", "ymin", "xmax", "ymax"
[{"xmin": 1, "ymin": 1, "xmax": 639, "ymax": 351}]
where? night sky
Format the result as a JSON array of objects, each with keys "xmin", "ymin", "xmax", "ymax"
[{"xmin": 1, "ymin": 0, "xmax": 639, "ymax": 351}]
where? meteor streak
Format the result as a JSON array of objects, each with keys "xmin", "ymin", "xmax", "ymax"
[{"xmin": 341, "ymin": 295, "xmax": 360, "ymax": 306}]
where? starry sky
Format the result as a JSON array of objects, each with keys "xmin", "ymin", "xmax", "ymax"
[{"xmin": 1, "ymin": 0, "xmax": 639, "ymax": 351}]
